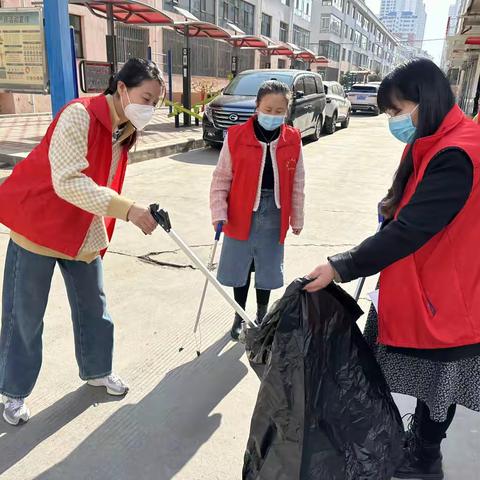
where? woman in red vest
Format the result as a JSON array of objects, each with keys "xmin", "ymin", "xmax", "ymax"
[
  {"xmin": 0, "ymin": 58, "xmax": 164, "ymax": 426},
  {"xmin": 305, "ymin": 58, "xmax": 480, "ymax": 479},
  {"xmin": 210, "ymin": 80, "xmax": 305, "ymax": 340}
]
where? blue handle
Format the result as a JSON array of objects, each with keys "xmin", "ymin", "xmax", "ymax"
[
  {"xmin": 377, "ymin": 202, "xmax": 385, "ymax": 224},
  {"xmin": 215, "ymin": 222, "xmax": 223, "ymax": 241}
]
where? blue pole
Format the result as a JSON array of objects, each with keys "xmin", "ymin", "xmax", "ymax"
[
  {"xmin": 44, "ymin": 0, "xmax": 76, "ymax": 115},
  {"xmin": 69, "ymin": 27, "xmax": 79, "ymax": 99}
]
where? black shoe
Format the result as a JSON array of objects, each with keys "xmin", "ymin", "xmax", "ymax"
[
  {"xmin": 403, "ymin": 410, "xmax": 420, "ymax": 448},
  {"xmin": 256, "ymin": 304, "xmax": 268, "ymax": 325},
  {"xmin": 394, "ymin": 438, "xmax": 444, "ymax": 480},
  {"xmin": 230, "ymin": 313, "xmax": 244, "ymax": 341}
]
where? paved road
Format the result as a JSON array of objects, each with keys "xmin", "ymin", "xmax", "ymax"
[{"xmin": 0, "ymin": 114, "xmax": 478, "ymax": 479}]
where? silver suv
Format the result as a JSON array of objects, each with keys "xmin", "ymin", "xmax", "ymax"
[
  {"xmin": 323, "ymin": 81, "xmax": 351, "ymax": 134},
  {"xmin": 348, "ymin": 83, "xmax": 380, "ymax": 115}
]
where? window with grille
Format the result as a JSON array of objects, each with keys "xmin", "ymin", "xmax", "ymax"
[
  {"xmin": 280, "ymin": 22, "xmax": 289, "ymax": 43},
  {"xmin": 115, "ymin": 24, "xmax": 149, "ymax": 63},
  {"xmin": 293, "ymin": 24, "xmax": 310, "ymax": 48},
  {"xmin": 69, "ymin": 14, "xmax": 84, "ymax": 59},
  {"xmin": 261, "ymin": 13, "xmax": 272, "ymax": 37}
]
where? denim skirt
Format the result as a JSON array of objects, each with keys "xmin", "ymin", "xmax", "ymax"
[{"xmin": 217, "ymin": 190, "xmax": 284, "ymax": 290}]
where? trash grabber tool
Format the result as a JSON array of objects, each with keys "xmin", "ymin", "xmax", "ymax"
[
  {"xmin": 354, "ymin": 207, "xmax": 385, "ymax": 302},
  {"xmin": 193, "ymin": 222, "xmax": 223, "ymax": 334},
  {"xmin": 150, "ymin": 205, "xmax": 256, "ymax": 328}
]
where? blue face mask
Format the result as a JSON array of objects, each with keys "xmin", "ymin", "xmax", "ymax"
[
  {"xmin": 257, "ymin": 112, "xmax": 285, "ymax": 131},
  {"xmin": 388, "ymin": 105, "xmax": 418, "ymax": 144}
]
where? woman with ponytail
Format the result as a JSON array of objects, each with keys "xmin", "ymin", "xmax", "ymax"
[
  {"xmin": 0, "ymin": 58, "xmax": 165, "ymax": 426},
  {"xmin": 305, "ymin": 58, "xmax": 480, "ymax": 479}
]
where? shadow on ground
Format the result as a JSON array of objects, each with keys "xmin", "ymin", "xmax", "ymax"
[
  {"xmin": 0, "ymin": 385, "xmax": 124, "ymax": 475},
  {"xmin": 169, "ymin": 148, "xmax": 219, "ymax": 166},
  {"xmin": 26, "ymin": 335, "xmax": 247, "ymax": 480}
]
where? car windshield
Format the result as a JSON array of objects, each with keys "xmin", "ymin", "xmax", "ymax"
[
  {"xmin": 224, "ymin": 73, "xmax": 294, "ymax": 96},
  {"xmin": 350, "ymin": 85, "xmax": 378, "ymax": 93}
]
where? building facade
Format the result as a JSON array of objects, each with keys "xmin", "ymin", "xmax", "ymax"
[
  {"xmin": 0, "ymin": 0, "xmax": 402, "ymax": 114},
  {"xmin": 310, "ymin": 0, "xmax": 399, "ymax": 81},
  {"xmin": 379, "ymin": 0, "xmax": 426, "ymax": 48},
  {"xmin": 443, "ymin": 0, "xmax": 480, "ymax": 116}
]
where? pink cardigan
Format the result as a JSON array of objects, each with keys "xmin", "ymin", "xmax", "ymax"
[{"xmin": 210, "ymin": 132, "xmax": 305, "ymax": 229}]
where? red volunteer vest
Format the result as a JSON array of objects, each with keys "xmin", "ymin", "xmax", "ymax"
[
  {"xmin": 378, "ymin": 105, "xmax": 480, "ymax": 349},
  {"xmin": 0, "ymin": 95, "xmax": 129, "ymax": 257},
  {"xmin": 223, "ymin": 116, "xmax": 301, "ymax": 244}
]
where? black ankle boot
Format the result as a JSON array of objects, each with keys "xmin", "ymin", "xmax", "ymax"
[
  {"xmin": 230, "ymin": 313, "xmax": 244, "ymax": 341},
  {"xmin": 256, "ymin": 304, "xmax": 268, "ymax": 325},
  {"xmin": 394, "ymin": 436, "xmax": 444, "ymax": 480}
]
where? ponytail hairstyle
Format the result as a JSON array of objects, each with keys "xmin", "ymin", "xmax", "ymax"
[
  {"xmin": 377, "ymin": 58, "xmax": 455, "ymax": 218},
  {"xmin": 104, "ymin": 58, "xmax": 165, "ymax": 148}
]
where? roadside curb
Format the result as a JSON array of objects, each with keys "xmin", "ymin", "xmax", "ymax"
[
  {"xmin": 0, "ymin": 136, "xmax": 207, "ymax": 168},
  {"xmin": 0, "ymin": 112, "xmax": 52, "ymax": 120},
  {"xmin": 129, "ymin": 137, "xmax": 206, "ymax": 164}
]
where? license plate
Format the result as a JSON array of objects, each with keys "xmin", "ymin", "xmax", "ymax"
[{"xmin": 357, "ymin": 95, "xmax": 367, "ymax": 100}]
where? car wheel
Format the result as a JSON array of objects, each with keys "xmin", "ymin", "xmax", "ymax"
[
  {"xmin": 310, "ymin": 115, "xmax": 323, "ymax": 141},
  {"xmin": 373, "ymin": 107, "xmax": 380, "ymax": 116},
  {"xmin": 324, "ymin": 112, "xmax": 337, "ymax": 135},
  {"xmin": 340, "ymin": 110, "xmax": 351, "ymax": 129}
]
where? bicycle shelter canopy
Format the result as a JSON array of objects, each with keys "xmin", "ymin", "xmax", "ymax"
[
  {"xmin": 170, "ymin": 21, "xmax": 231, "ymax": 39},
  {"xmin": 70, "ymin": 0, "xmax": 174, "ymax": 24}
]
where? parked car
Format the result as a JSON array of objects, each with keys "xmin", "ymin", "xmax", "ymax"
[
  {"xmin": 322, "ymin": 81, "xmax": 351, "ymax": 134},
  {"xmin": 203, "ymin": 69, "xmax": 326, "ymax": 147},
  {"xmin": 348, "ymin": 83, "xmax": 380, "ymax": 115}
]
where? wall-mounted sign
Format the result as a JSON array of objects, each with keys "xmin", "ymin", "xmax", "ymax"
[
  {"xmin": 79, "ymin": 60, "xmax": 112, "ymax": 93},
  {"xmin": 0, "ymin": 8, "xmax": 48, "ymax": 93}
]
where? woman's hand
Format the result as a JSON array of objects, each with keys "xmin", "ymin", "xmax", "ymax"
[
  {"xmin": 212, "ymin": 220, "xmax": 227, "ymax": 232},
  {"xmin": 292, "ymin": 228, "xmax": 302, "ymax": 236},
  {"xmin": 128, "ymin": 204, "xmax": 158, "ymax": 235},
  {"xmin": 304, "ymin": 263, "xmax": 335, "ymax": 293}
]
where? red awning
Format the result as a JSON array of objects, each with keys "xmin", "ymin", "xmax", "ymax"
[
  {"xmin": 70, "ymin": 0, "xmax": 174, "ymax": 24},
  {"xmin": 465, "ymin": 36, "xmax": 480, "ymax": 45},
  {"xmin": 315, "ymin": 56, "xmax": 328, "ymax": 64},
  {"xmin": 257, "ymin": 43, "xmax": 294, "ymax": 56},
  {"xmin": 171, "ymin": 21, "xmax": 231, "ymax": 39},
  {"xmin": 226, "ymin": 35, "xmax": 269, "ymax": 49},
  {"xmin": 295, "ymin": 48, "xmax": 317, "ymax": 62}
]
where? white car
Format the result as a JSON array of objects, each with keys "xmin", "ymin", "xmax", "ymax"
[
  {"xmin": 322, "ymin": 81, "xmax": 352, "ymax": 134},
  {"xmin": 348, "ymin": 83, "xmax": 380, "ymax": 115}
]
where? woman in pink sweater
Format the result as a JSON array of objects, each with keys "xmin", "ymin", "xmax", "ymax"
[{"xmin": 210, "ymin": 80, "xmax": 305, "ymax": 340}]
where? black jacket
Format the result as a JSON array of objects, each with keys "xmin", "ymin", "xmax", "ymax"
[{"xmin": 329, "ymin": 148, "xmax": 476, "ymax": 361}]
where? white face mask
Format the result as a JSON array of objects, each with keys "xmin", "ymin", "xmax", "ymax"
[{"xmin": 121, "ymin": 90, "xmax": 155, "ymax": 131}]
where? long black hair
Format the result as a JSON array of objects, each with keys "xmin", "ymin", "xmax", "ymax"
[
  {"xmin": 377, "ymin": 58, "xmax": 455, "ymax": 218},
  {"xmin": 104, "ymin": 58, "xmax": 165, "ymax": 148}
]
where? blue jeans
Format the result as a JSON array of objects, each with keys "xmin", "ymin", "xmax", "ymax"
[{"xmin": 0, "ymin": 240, "xmax": 114, "ymax": 398}]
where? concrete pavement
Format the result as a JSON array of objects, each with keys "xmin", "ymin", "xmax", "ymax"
[{"xmin": 0, "ymin": 114, "xmax": 479, "ymax": 479}]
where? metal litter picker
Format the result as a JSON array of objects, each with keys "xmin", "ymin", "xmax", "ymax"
[
  {"xmin": 149, "ymin": 205, "xmax": 256, "ymax": 331},
  {"xmin": 194, "ymin": 222, "xmax": 223, "ymax": 334},
  {"xmin": 353, "ymin": 207, "xmax": 385, "ymax": 302}
]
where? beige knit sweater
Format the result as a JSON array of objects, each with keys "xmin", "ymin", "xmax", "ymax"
[{"xmin": 10, "ymin": 96, "xmax": 135, "ymax": 263}]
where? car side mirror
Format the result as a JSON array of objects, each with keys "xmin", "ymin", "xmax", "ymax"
[{"xmin": 294, "ymin": 90, "xmax": 305, "ymax": 100}]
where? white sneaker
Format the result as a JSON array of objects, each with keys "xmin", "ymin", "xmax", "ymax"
[
  {"xmin": 87, "ymin": 373, "xmax": 129, "ymax": 396},
  {"xmin": 2, "ymin": 396, "xmax": 30, "ymax": 426}
]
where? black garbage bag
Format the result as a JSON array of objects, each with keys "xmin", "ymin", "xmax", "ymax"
[{"xmin": 243, "ymin": 279, "xmax": 404, "ymax": 480}]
